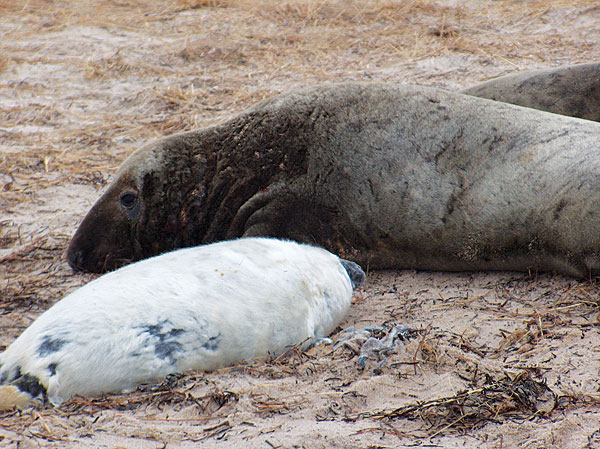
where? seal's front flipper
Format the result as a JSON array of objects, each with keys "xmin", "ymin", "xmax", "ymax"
[{"xmin": 227, "ymin": 181, "xmax": 290, "ymax": 239}]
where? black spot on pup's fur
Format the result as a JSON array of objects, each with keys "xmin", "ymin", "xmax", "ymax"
[
  {"xmin": 137, "ymin": 321, "xmax": 185, "ymax": 365},
  {"xmin": 202, "ymin": 334, "xmax": 221, "ymax": 352},
  {"xmin": 38, "ymin": 335, "xmax": 67, "ymax": 357},
  {"xmin": 154, "ymin": 340, "xmax": 184, "ymax": 363},
  {"xmin": 47, "ymin": 363, "xmax": 58, "ymax": 376}
]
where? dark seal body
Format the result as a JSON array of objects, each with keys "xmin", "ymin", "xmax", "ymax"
[
  {"xmin": 462, "ymin": 62, "xmax": 600, "ymax": 122},
  {"xmin": 68, "ymin": 83, "xmax": 600, "ymax": 277}
]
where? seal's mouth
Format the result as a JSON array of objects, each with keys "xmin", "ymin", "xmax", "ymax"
[
  {"xmin": 67, "ymin": 211, "xmax": 144, "ymax": 273},
  {"xmin": 101, "ymin": 254, "xmax": 135, "ymax": 272},
  {"xmin": 67, "ymin": 249, "xmax": 87, "ymax": 272},
  {"xmin": 67, "ymin": 248, "xmax": 135, "ymax": 273}
]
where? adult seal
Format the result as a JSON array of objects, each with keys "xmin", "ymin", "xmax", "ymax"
[
  {"xmin": 0, "ymin": 238, "xmax": 364, "ymax": 408},
  {"xmin": 462, "ymin": 62, "xmax": 600, "ymax": 122},
  {"xmin": 68, "ymin": 82, "xmax": 600, "ymax": 278}
]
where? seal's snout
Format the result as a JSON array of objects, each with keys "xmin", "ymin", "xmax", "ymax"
[
  {"xmin": 340, "ymin": 259, "xmax": 366, "ymax": 289},
  {"xmin": 67, "ymin": 249, "xmax": 85, "ymax": 272}
]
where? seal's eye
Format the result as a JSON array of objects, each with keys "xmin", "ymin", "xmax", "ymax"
[{"xmin": 120, "ymin": 192, "xmax": 138, "ymax": 210}]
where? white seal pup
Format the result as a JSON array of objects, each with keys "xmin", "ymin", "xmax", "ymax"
[
  {"xmin": 462, "ymin": 62, "xmax": 600, "ymax": 122},
  {"xmin": 0, "ymin": 238, "xmax": 365, "ymax": 409},
  {"xmin": 67, "ymin": 82, "xmax": 600, "ymax": 278}
]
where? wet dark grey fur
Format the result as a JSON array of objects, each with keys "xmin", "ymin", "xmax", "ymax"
[
  {"xmin": 462, "ymin": 62, "xmax": 600, "ymax": 122},
  {"xmin": 68, "ymin": 82, "xmax": 600, "ymax": 277}
]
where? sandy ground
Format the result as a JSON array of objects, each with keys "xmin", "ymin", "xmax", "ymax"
[{"xmin": 1, "ymin": 0, "xmax": 600, "ymax": 447}]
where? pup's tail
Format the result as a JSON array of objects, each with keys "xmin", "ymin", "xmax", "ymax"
[
  {"xmin": 0, "ymin": 385, "xmax": 35, "ymax": 410},
  {"xmin": 0, "ymin": 369, "xmax": 46, "ymax": 410}
]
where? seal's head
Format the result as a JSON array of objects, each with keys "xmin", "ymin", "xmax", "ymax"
[{"xmin": 67, "ymin": 134, "xmax": 208, "ymax": 273}]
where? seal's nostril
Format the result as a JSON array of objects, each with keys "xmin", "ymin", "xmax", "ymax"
[{"xmin": 68, "ymin": 250, "xmax": 85, "ymax": 272}]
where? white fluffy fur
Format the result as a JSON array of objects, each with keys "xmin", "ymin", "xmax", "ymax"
[{"xmin": 0, "ymin": 238, "xmax": 356, "ymax": 407}]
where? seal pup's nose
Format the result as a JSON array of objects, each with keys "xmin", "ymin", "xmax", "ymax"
[{"xmin": 340, "ymin": 259, "xmax": 366, "ymax": 289}]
